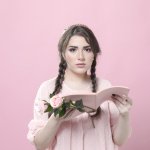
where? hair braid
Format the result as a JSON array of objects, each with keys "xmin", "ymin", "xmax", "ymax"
[
  {"xmin": 90, "ymin": 57, "xmax": 102, "ymax": 118},
  {"xmin": 48, "ymin": 59, "xmax": 66, "ymax": 118},
  {"xmin": 52, "ymin": 58, "xmax": 67, "ymax": 95},
  {"xmin": 90, "ymin": 57, "xmax": 97, "ymax": 93}
]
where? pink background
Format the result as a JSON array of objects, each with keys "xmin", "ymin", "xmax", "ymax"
[{"xmin": 0, "ymin": 0, "xmax": 150, "ymax": 149}]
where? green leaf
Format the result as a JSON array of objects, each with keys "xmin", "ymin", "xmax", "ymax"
[
  {"xmin": 44, "ymin": 104, "xmax": 53, "ymax": 113},
  {"xmin": 61, "ymin": 102, "xmax": 66, "ymax": 109},
  {"xmin": 49, "ymin": 93, "xmax": 54, "ymax": 98},
  {"xmin": 75, "ymin": 99, "xmax": 84, "ymax": 109},
  {"xmin": 59, "ymin": 106, "xmax": 66, "ymax": 117},
  {"xmin": 65, "ymin": 101, "xmax": 71, "ymax": 108},
  {"xmin": 54, "ymin": 108, "xmax": 59, "ymax": 117}
]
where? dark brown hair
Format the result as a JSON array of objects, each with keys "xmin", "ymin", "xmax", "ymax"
[{"xmin": 52, "ymin": 24, "xmax": 101, "ymax": 95}]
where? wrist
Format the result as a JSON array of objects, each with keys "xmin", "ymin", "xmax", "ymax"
[
  {"xmin": 50, "ymin": 113, "xmax": 62, "ymax": 124},
  {"xmin": 120, "ymin": 111, "xmax": 130, "ymax": 118}
]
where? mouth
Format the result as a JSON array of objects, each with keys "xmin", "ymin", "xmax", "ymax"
[{"xmin": 76, "ymin": 63, "xmax": 86, "ymax": 68}]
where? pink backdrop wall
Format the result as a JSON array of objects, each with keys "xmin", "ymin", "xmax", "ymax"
[{"xmin": 0, "ymin": 0, "xmax": 150, "ymax": 149}]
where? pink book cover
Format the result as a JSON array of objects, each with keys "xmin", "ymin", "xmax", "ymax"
[{"xmin": 62, "ymin": 86, "xmax": 130, "ymax": 118}]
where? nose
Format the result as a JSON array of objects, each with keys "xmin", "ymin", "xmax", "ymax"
[{"xmin": 77, "ymin": 50, "xmax": 85, "ymax": 61}]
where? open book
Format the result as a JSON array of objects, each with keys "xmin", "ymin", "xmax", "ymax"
[{"xmin": 62, "ymin": 86, "xmax": 130, "ymax": 118}]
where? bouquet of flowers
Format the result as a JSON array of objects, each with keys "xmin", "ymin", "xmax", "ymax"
[{"xmin": 41, "ymin": 93, "xmax": 97, "ymax": 118}]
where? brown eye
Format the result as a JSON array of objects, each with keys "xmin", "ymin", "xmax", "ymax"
[
  {"xmin": 84, "ymin": 48, "xmax": 92, "ymax": 52},
  {"xmin": 69, "ymin": 48, "xmax": 76, "ymax": 52}
]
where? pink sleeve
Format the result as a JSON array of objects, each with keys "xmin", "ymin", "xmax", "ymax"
[{"xmin": 27, "ymin": 81, "xmax": 49, "ymax": 144}]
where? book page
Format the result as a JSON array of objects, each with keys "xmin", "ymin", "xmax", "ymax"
[{"xmin": 96, "ymin": 86, "xmax": 130, "ymax": 107}]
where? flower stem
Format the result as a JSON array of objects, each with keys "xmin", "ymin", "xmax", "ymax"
[{"xmin": 83, "ymin": 105, "xmax": 96, "ymax": 112}]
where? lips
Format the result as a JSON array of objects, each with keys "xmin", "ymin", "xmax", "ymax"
[
  {"xmin": 76, "ymin": 63, "xmax": 86, "ymax": 68},
  {"xmin": 76, "ymin": 63, "xmax": 86, "ymax": 65}
]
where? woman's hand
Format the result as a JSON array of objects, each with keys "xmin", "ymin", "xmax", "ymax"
[{"xmin": 111, "ymin": 94, "xmax": 133, "ymax": 116}]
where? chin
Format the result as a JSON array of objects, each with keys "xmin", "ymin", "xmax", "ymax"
[{"xmin": 73, "ymin": 69, "xmax": 88, "ymax": 75}]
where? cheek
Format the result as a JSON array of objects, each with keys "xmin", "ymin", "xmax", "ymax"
[
  {"xmin": 86, "ymin": 54, "xmax": 94, "ymax": 63},
  {"xmin": 64, "ymin": 53, "xmax": 75, "ymax": 64}
]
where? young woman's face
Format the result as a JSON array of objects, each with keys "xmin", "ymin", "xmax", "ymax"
[{"xmin": 63, "ymin": 35, "xmax": 94, "ymax": 75}]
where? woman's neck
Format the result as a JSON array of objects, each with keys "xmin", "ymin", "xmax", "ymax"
[{"xmin": 64, "ymin": 69, "xmax": 91, "ymax": 90}]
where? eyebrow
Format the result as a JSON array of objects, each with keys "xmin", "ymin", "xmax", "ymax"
[{"xmin": 68, "ymin": 45, "xmax": 91, "ymax": 48}]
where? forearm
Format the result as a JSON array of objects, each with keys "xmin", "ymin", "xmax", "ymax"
[
  {"xmin": 112, "ymin": 112, "xmax": 132, "ymax": 146},
  {"xmin": 34, "ymin": 114, "xmax": 61, "ymax": 150}
]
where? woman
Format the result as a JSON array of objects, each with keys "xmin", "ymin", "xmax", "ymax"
[{"xmin": 27, "ymin": 24, "xmax": 133, "ymax": 150}]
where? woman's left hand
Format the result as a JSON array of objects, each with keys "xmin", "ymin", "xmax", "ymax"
[{"xmin": 111, "ymin": 94, "xmax": 133, "ymax": 116}]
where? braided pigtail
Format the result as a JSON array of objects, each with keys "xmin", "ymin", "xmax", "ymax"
[
  {"xmin": 52, "ymin": 58, "xmax": 67, "ymax": 95},
  {"xmin": 90, "ymin": 57, "xmax": 101, "ymax": 118},
  {"xmin": 90, "ymin": 57, "xmax": 97, "ymax": 93},
  {"xmin": 48, "ymin": 59, "xmax": 66, "ymax": 118}
]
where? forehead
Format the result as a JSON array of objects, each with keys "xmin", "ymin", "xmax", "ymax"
[{"xmin": 67, "ymin": 35, "xmax": 90, "ymax": 47}]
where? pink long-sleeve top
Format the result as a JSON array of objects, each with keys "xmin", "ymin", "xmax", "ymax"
[{"xmin": 27, "ymin": 77, "xmax": 120, "ymax": 150}]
